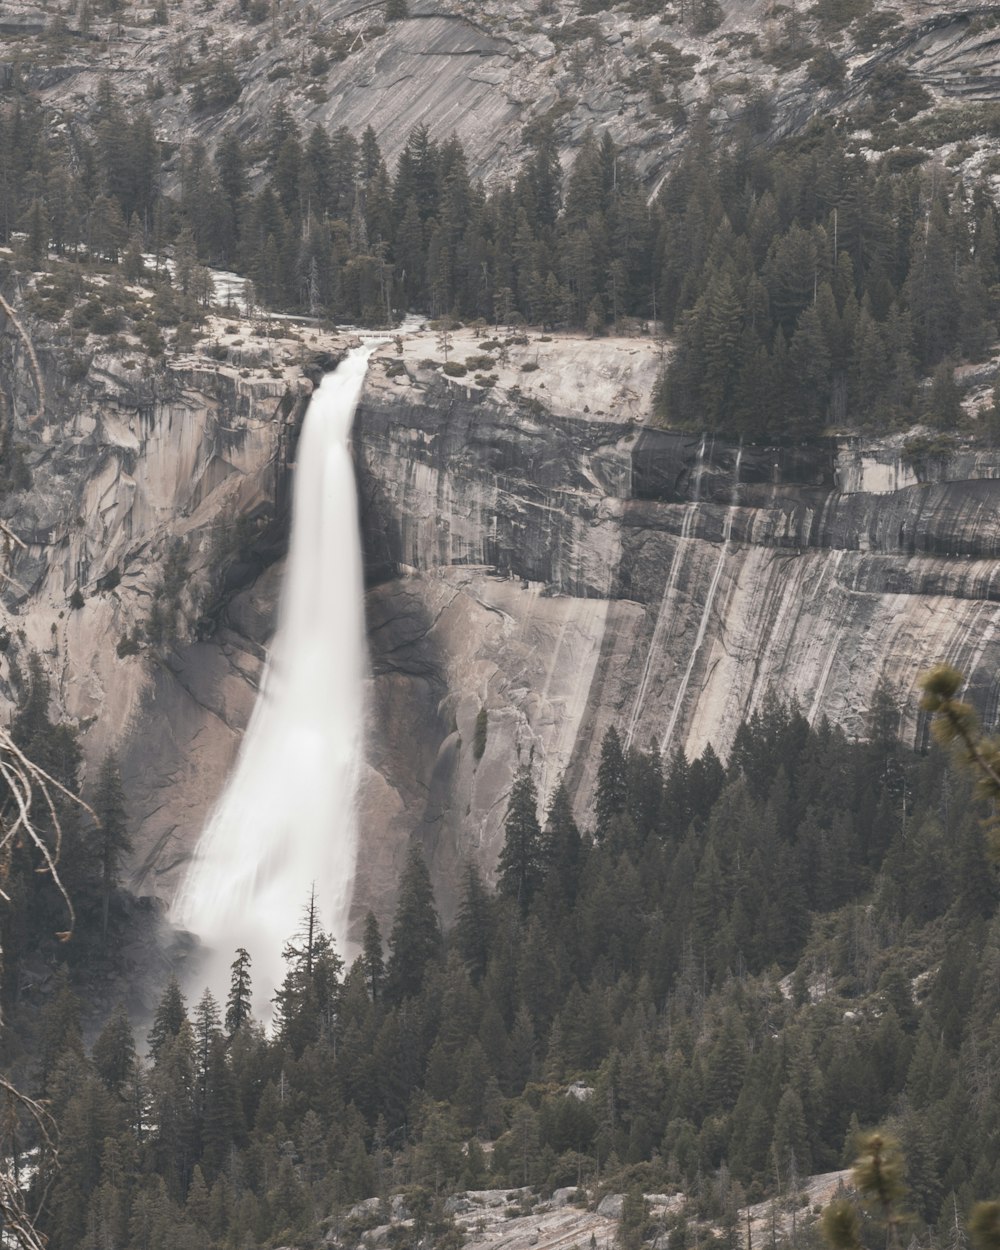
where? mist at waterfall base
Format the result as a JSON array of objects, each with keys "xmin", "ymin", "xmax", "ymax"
[{"xmin": 171, "ymin": 347, "xmax": 374, "ymax": 1020}]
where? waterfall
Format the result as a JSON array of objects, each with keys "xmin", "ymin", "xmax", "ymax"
[{"xmin": 171, "ymin": 345, "xmax": 374, "ymax": 1017}]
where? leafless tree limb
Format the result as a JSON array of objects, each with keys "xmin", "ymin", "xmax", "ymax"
[
  {"xmin": 0, "ymin": 730, "xmax": 95, "ymax": 942},
  {"xmin": 0, "ymin": 293, "xmax": 45, "ymax": 418},
  {"xmin": 0, "ymin": 1077, "xmax": 57, "ymax": 1250},
  {"xmin": 0, "ymin": 723, "xmax": 94, "ymax": 1247},
  {"xmin": 0, "ymin": 522, "xmax": 26, "ymax": 553}
]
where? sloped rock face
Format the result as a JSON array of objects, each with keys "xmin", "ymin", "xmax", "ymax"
[
  {"xmin": 22, "ymin": 0, "xmax": 998, "ymax": 213},
  {"xmin": 8, "ymin": 317, "xmax": 1000, "ymax": 931},
  {"xmin": 0, "ymin": 324, "xmax": 307, "ymax": 896},
  {"xmin": 237, "ymin": 8, "xmax": 526, "ymax": 182},
  {"xmin": 355, "ymin": 387, "xmax": 1000, "ymax": 921}
]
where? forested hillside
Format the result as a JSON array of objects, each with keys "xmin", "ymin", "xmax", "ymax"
[
  {"xmin": 11, "ymin": 679, "xmax": 1000, "ymax": 1249},
  {"xmin": 6, "ymin": 76, "xmax": 1000, "ymax": 440}
]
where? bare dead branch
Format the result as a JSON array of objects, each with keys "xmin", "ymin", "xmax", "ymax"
[
  {"xmin": 0, "ymin": 293, "xmax": 45, "ymax": 418},
  {"xmin": 0, "ymin": 1076, "xmax": 58, "ymax": 1250},
  {"xmin": 0, "ymin": 726, "xmax": 93, "ymax": 1246},
  {"xmin": 0, "ymin": 730, "xmax": 95, "ymax": 942},
  {"xmin": 0, "ymin": 521, "xmax": 27, "ymax": 552}
]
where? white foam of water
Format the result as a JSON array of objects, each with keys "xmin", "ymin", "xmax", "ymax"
[{"xmin": 170, "ymin": 346, "xmax": 374, "ymax": 1017}]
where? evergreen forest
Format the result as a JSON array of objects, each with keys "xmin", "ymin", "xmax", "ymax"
[
  {"xmin": 5, "ymin": 78, "xmax": 1000, "ymax": 439},
  {"xmin": 8, "ymin": 665, "xmax": 1000, "ymax": 1250}
]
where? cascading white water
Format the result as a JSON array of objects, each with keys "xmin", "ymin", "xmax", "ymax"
[{"xmin": 171, "ymin": 345, "xmax": 375, "ymax": 1016}]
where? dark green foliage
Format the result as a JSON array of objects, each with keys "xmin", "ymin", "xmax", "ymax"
[
  {"xmin": 497, "ymin": 764, "xmax": 545, "ymax": 913},
  {"xmin": 454, "ymin": 862, "xmax": 494, "ymax": 984},
  {"xmin": 91, "ymin": 1002, "xmax": 136, "ymax": 1094},
  {"xmin": 542, "ymin": 778, "xmax": 582, "ymax": 906},
  {"xmin": 24, "ymin": 685, "xmax": 1000, "ymax": 1248},
  {"xmin": 147, "ymin": 975, "xmax": 188, "ymax": 1063},
  {"xmin": 473, "ymin": 707, "xmax": 488, "ymax": 761},
  {"xmin": 146, "ymin": 538, "xmax": 189, "ymax": 646},
  {"xmin": 812, "ymin": 0, "xmax": 869, "ymax": 32},
  {"xmin": 595, "ymin": 726, "xmax": 627, "ymax": 840},
  {"xmin": 6, "ymin": 85, "xmax": 998, "ymax": 436},
  {"xmin": 654, "ymin": 119, "xmax": 996, "ymax": 438},
  {"xmin": 92, "ymin": 750, "xmax": 130, "ymax": 938},
  {"xmin": 385, "ymin": 843, "xmax": 441, "ymax": 1002},
  {"xmin": 0, "ymin": 94, "xmax": 658, "ymax": 334},
  {"xmin": 688, "ymin": 0, "xmax": 722, "ymax": 35},
  {"xmin": 273, "ymin": 886, "xmax": 344, "ymax": 1054},
  {"xmin": 189, "ymin": 54, "xmax": 241, "ymax": 113},
  {"xmin": 362, "ymin": 908, "xmax": 385, "ymax": 1001},
  {"xmin": 225, "ymin": 947, "xmax": 252, "ymax": 1033},
  {"xmin": 0, "ymin": 412, "xmax": 30, "ymax": 498}
]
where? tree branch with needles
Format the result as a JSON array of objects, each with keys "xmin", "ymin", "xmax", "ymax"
[{"xmin": 918, "ymin": 664, "xmax": 1000, "ymax": 853}]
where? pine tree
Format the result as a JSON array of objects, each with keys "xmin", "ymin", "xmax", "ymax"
[
  {"xmin": 625, "ymin": 744, "xmax": 663, "ymax": 845},
  {"xmin": 200, "ymin": 1034, "xmax": 240, "ymax": 1178},
  {"xmin": 362, "ymin": 909, "xmax": 385, "ymax": 1002},
  {"xmin": 148, "ymin": 1023, "xmax": 197, "ymax": 1197},
  {"xmin": 542, "ymin": 778, "xmax": 582, "ymax": 908},
  {"xmin": 225, "ymin": 947, "xmax": 252, "ymax": 1033},
  {"xmin": 595, "ymin": 726, "xmax": 627, "ymax": 840},
  {"xmin": 38, "ymin": 968, "xmax": 84, "ymax": 1086},
  {"xmin": 274, "ymin": 887, "xmax": 344, "ymax": 1053},
  {"xmin": 385, "ymin": 843, "xmax": 441, "ymax": 1002},
  {"xmin": 454, "ymin": 863, "xmax": 494, "ymax": 984},
  {"xmin": 926, "ymin": 360, "xmax": 964, "ymax": 430},
  {"xmin": 23, "ymin": 197, "xmax": 48, "ymax": 268},
  {"xmin": 497, "ymin": 764, "xmax": 544, "ymax": 914},
  {"xmin": 192, "ymin": 988, "xmax": 222, "ymax": 1111},
  {"xmin": 92, "ymin": 1002, "xmax": 136, "ymax": 1095},
  {"xmin": 148, "ymin": 975, "xmax": 188, "ymax": 1063},
  {"xmin": 770, "ymin": 1085, "xmax": 811, "ymax": 1184},
  {"xmin": 122, "ymin": 217, "xmax": 146, "ymax": 282}
]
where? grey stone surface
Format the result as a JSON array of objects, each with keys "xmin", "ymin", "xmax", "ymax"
[
  {"xmin": 346, "ymin": 1198, "xmax": 381, "ymax": 1222},
  {"xmin": 352, "ymin": 374, "xmax": 1000, "ymax": 924},
  {"xmin": 0, "ymin": 312, "xmax": 346, "ymax": 902},
  {"xmin": 9, "ymin": 303, "xmax": 1000, "ymax": 940},
  {"xmin": 12, "ymin": 0, "xmax": 992, "ymax": 209}
]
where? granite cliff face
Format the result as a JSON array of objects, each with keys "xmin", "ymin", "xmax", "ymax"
[
  {"xmin": 6, "ymin": 310, "xmax": 1000, "ymax": 930},
  {"xmin": 0, "ymin": 309, "xmax": 332, "ymax": 900},
  {"xmin": 355, "ymin": 362, "xmax": 1000, "ymax": 923}
]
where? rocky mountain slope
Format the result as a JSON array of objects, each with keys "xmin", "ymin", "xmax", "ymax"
[
  {"xmin": 7, "ymin": 0, "xmax": 1000, "ymax": 929},
  {"xmin": 341, "ymin": 1171, "xmax": 851, "ymax": 1250},
  {"xmin": 7, "ymin": 0, "xmax": 1000, "ymax": 190}
]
